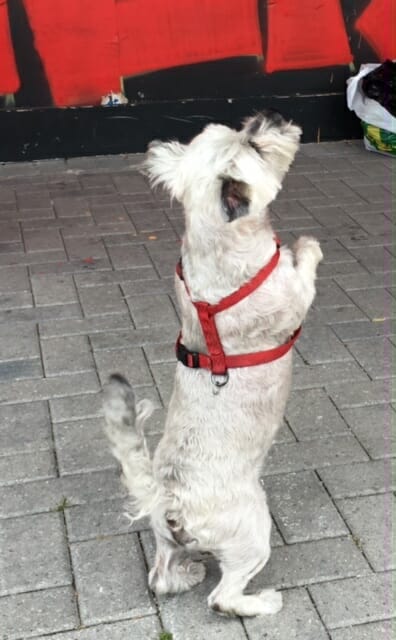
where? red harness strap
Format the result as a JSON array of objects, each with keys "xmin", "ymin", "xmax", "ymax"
[{"xmin": 175, "ymin": 241, "xmax": 301, "ymax": 377}]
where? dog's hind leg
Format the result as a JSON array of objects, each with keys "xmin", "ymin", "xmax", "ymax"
[
  {"xmin": 208, "ymin": 542, "xmax": 282, "ymax": 617},
  {"xmin": 149, "ymin": 532, "xmax": 206, "ymax": 595},
  {"xmin": 207, "ymin": 496, "xmax": 282, "ymax": 617}
]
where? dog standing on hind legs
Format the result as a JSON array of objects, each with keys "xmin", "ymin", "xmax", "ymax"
[{"xmin": 103, "ymin": 111, "xmax": 323, "ymax": 618}]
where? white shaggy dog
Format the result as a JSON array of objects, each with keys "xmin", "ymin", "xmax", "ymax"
[{"xmin": 103, "ymin": 111, "xmax": 322, "ymax": 618}]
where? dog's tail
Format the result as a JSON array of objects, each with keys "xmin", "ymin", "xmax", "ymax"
[{"xmin": 103, "ymin": 374, "xmax": 161, "ymax": 520}]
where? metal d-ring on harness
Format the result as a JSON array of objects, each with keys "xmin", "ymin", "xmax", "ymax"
[{"xmin": 175, "ymin": 238, "xmax": 301, "ymax": 393}]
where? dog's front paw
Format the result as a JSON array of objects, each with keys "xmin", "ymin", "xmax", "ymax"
[{"xmin": 294, "ymin": 236, "xmax": 323, "ymax": 266}]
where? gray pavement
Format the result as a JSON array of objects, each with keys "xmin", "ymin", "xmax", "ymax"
[{"xmin": 0, "ymin": 141, "xmax": 394, "ymax": 639}]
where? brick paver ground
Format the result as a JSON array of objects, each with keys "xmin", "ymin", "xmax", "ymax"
[{"xmin": 0, "ymin": 141, "xmax": 394, "ymax": 640}]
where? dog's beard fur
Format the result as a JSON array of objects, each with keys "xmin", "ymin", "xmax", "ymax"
[{"xmin": 103, "ymin": 111, "xmax": 323, "ymax": 617}]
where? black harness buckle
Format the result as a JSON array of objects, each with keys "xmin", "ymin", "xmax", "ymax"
[{"xmin": 176, "ymin": 340, "xmax": 200, "ymax": 368}]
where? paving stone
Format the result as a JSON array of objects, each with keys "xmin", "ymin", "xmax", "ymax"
[
  {"xmin": 332, "ymin": 320, "xmax": 393, "ymax": 342},
  {"xmin": 244, "ymin": 587, "xmax": 328, "ymax": 640},
  {"xmin": 348, "ymin": 246, "xmax": 394, "ymax": 274},
  {"xmin": 328, "ymin": 379, "xmax": 396, "ymax": 409},
  {"xmin": 53, "ymin": 196, "xmax": 91, "ymax": 217},
  {"xmin": 0, "ymin": 371, "xmax": 99, "ymax": 404},
  {"xmin": 129, "ymin": 210, "xmax": 172, "ymax": 234},
  {"xmin": 0, "ymin": 586, "xmax": 78, "ymax": 640},
  {"xmin": 65, "ymin": 498, "xmax": 150, "ymax": 542},
  {"xmin": 309, "ymin": 572, "xmax": 394, "ymax": 629},
  {"xmin": 292, "ymin": 360, "xmax": 369, "ymax": 390},
  {"xmin": 266, "ymin": 471, "xmax": 347, "ymax": 543},
  {"xmin": 64, "ymin": 221, "xmax": 136, "ymax": 238},
  {"xmin": 262, "ymin": 436, "xmax": 368, "ymax": 476},
  {"xmin": 140, "ymin": 530, "xmax": 246, "ymax": 639},
  {"xmin": 270, "ymin": 200, "xmax": 310, "ymax": 219},
  {"xmin": 23, "ymin": 228, "xmax": 63, "ymax": 252},
  {"xmin": 348, "ymin": 213, "xmax": 393, "ymax": 237},
  {"xmin": 0, "ymin": 401, "xmax": 51, "ymax": 454},
  {"xmin": 0, "ymin": 248, "xmax": 67, "ymax": 267},
  {"xmin": 74, "ymin": 265, "xmax": 157, "ymax": 288},
  {"xmin": 285, "ymin": 388, "xmax": 348, "ymax": 440},
  {"xmin": 145, "ymin": 240, "xmax": 180, "ymax": 277},
  {"xmin": 78, "ymin": 284, "xmax": 127, "ymax": 316},
  {"xmin": 345, "ymin": 338, "xmax": 396, "ymax": 380},
  {"xmin": 42, "ymin": 335, "xmax": 95, "ymax": 376},
  {"xmin": 94, "ymin": 346, "xmax": 153, "ymax": 386},
  {"xmin": 31, "ymin": 273, "xmax": 78, "ymax": 306},
  {"xmin": 90, "ymin": 204, "xmax": 131, "ymax": 226},
  {"xmin": 275, "ymin": 420, "xmax": 297, "ymax": 444},
  {"xmin": 330, "ymin": 619, "xmax": 393, "ymax": 640},
  {"xmin": 40, "ymin": 313, "xmax": 132, "ymax": 338},
  {"xmin": 113, "ymin": 174, "xmax": 150, "ymax": 194},
  {"xmin": 0, "ymin": 265, "xmax": 29, "ymax": 292},
  {"xmin": 29, "ymin": 257, "xmax": 110, "ymax": 276},
  {"xmin": 0, "ymin": 512, "xmax": 72, "ymax": 595},
  {"xmin": 317, "ymin": 305, "xmax": 368, "ymax": 325},
  {"xmin": 54, "ymin": 418, "xmax": 116, "ymax": 475},
  {"xmin": 149, "ymin": 361, "xmax": 176, "ymax": 405},
  {"xmin": 0, "ymin": 469, "xmax": 127, "ymax": 518},
  {"xmin": 49, "ymin": 392, "xmax": 103, "ymax": 422},
  {"xmin": 336, "ymin": 493, "xmax": 395, "ymax": 571},
  {"xmin": 32, "ymin": 616, "xmax": 162, "ymax": 640},
  {"xmin": 0, "ymin": 221, "xmax": 22, "ymax": 243},
  {"xmin": 71, "ymin": 533, "xmax": 155, "ymax": 625},
  {"xmin": 296, "ymin": 325, "xmax": 353, "ymax": 365},
  {"xmin": 314, "ymin": 281, "xmax": 356, "ymax": 309},
  {"xmin": 0, "ymin": 323, "xmax": 39, "ymax": 360},
  {"xmin": 17, "ymin": 192, "xmax": 52, "ymax": 210},
  {"xmin": 127, "ymin": 293, "xmax": 178, "ymax": 327},
  {"xmin": 0, "ymin": 290, "xmax": 33, "ymax": 311},
  {"xmin": 106, "ymin": 244, "xmax": 151, "ymax": 270},
  {"xmin": 340, "ymin": 404, "xmax": 395, "ymax": 459},
  {"xmin": 317, "ymin": 260, "xmax": 369, "ymax": 279},
  {"xmin": 250, "ymin": 536, "xmax": 370, "ymax": 590},
  {"xmin": 311, "ymin": 206, "xmax": 357, "ymax": 229},
  {"xmin": 0, "ymin": 449, "xmax": 56, "ymax": 486},
  {"xmin": 63, "ymin": 236, "xmax": 108, "ymax": 260},
  {"xmin": 0, "ymin": 357, "xmax": 43, "ymax": 381},
  {"xmin": 338, "ymin": 229, "xmax": 391, "ymax": 249},
  {"xmin": 121, "ymin": 276, "xmax": 174, "ymax": 297},
  {"xmin": 317, "ymin": 459, "xmax": 396, "ymax": 498},
  {"xmin": 350, "ymin": 184, "xmax": 390, "ymax": 204},
  {"xmin": 316, "ymin": 180, "xmax": 363, "ymax": 201},
  {"xmin": 143, "ymin": 341, "xmax": 176, "ymax": 364}
]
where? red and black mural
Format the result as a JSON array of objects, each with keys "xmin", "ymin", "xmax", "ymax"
[{"xmin": 1, "ymin": 0, "xmax": 394, "ymax": 109}]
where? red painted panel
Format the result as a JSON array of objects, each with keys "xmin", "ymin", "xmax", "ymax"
[
  {"xmin": 116, "ymin": 0, "xmax": 262, "ymax": 77},
  {"xmin": 0, "ymin": 0, "xmax": 20, "ymax": 94},
  {"xmin": 23, "ymin": 0, "xmax": 120, "ymax": 106},
  {"xmin": 264, "ymin": 0, "xmax": 352, "ymax": 73},
  {"xmin": 355, "ymin": 0, "xmax": 396, "ymax": 60}
]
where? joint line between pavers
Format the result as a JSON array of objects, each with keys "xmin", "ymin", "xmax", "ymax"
[{"xmin": 313, "ymin": 469, "xmax": 377, "ymax": 573}]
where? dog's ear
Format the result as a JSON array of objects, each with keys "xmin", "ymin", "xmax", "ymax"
[
  {"xmin": 243, "ymin": 111, "xmax": 302, "ymax": 176},
  {"xmin": 142, "ymin": 140, "xmax": 186, "ymax": 200}
]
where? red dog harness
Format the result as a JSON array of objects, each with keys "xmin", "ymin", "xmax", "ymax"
[{"xmin": 175, "ymin": 239, "xmax": 301, "ymax": 385}]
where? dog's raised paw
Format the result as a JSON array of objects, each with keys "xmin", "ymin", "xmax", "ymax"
[{"xmin": 293, "ymin": 236, "xmax": 323, "ymax": 265}]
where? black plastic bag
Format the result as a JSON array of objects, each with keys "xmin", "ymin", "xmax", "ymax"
[{"xmin": 362, "ymin": 59, "xmax": 396, "ymax": 117}]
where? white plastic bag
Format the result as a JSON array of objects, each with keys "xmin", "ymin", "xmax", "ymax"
[{"xmin": 347, "ymin": 63, "xmax": 396, "ymax": 132}]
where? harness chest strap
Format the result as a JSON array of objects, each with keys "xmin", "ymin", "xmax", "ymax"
[{"xmin": 175, "ymin": 240, "xmax": 301, "ymax": 376}]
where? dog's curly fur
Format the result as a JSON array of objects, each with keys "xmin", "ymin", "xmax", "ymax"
[{"xmin": 103, "ymin": 111, "xmax": 323, "ymax": 617}]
